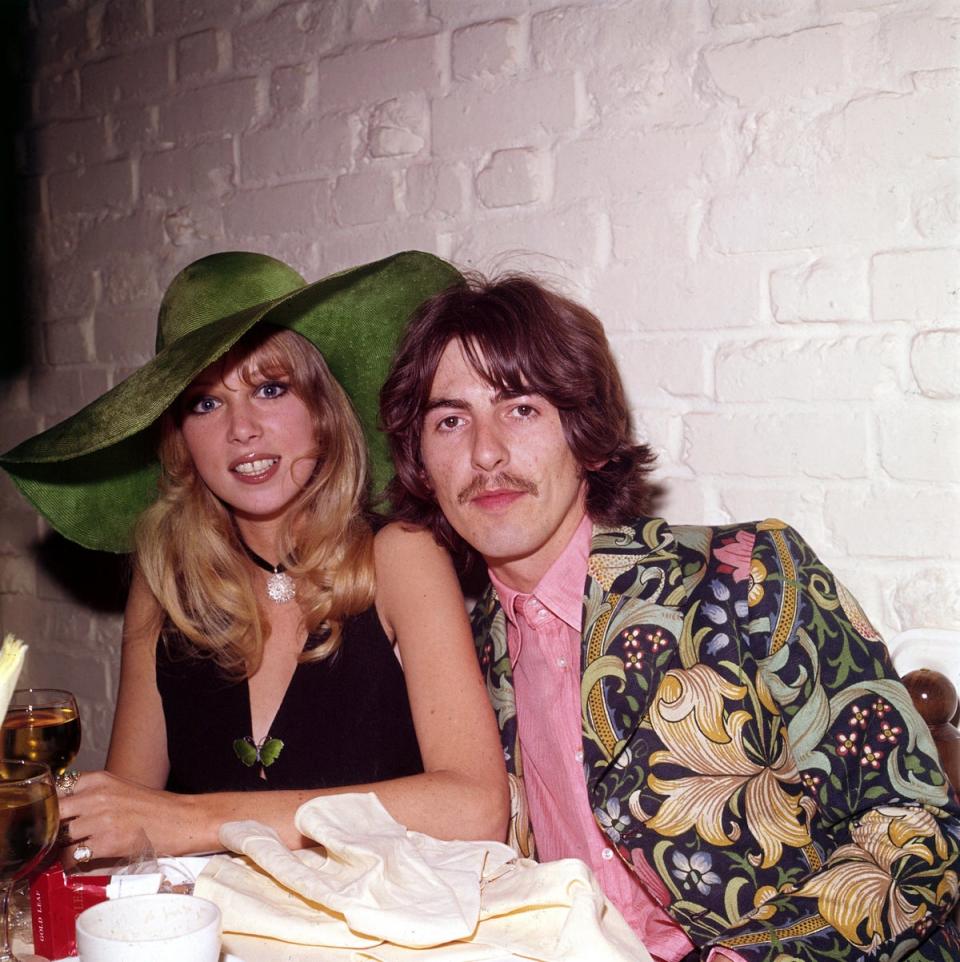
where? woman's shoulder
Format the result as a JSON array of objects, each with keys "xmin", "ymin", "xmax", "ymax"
[{"xmin": 373, "ymin": 520, "xmax": 443, "ymax": 557}]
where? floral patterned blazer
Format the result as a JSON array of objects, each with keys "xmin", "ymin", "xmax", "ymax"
[{"xmin": 471, "ymin": 516, "xmax": 960, "ymax": 962}]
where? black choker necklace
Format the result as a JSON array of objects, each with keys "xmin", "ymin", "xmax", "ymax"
[{"xmin": 239, "ymin": 539, "xmax": 296, "ymax": 604}]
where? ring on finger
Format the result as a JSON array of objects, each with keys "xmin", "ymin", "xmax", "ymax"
[
  {"xmin": 73, "ymin": 843, "xmax": 93, "ymax": 864},
  {"xmin": 56, "ymin": 769, "xmax": 80, "ymax": 796}
]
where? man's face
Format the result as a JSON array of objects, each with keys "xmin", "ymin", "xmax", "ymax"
[{"xmin": 419, "ymin": 339, "xmax": 587, "ymax": 592}]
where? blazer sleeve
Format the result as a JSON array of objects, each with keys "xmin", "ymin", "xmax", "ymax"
[{"xmin": 710, "ymin": 522, "xmax": 960, "ymax": 962}]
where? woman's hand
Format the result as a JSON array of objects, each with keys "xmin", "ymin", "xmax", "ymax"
[{"xmin": 58, "ymin": 769, "xmax": 188, "ymax": 863}]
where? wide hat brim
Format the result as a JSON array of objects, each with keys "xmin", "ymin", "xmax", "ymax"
[{"xmin": 1, "ymin": 250, "xmax": 461, "ymax": 553}]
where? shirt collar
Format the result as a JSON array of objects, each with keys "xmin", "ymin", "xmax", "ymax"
[{"xmin": 489, "ymin": 512, "xmax": 593, "ymax": 632}]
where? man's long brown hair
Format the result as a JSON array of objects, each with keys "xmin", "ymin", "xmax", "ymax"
[{"xmin": 379, "ymin": 272, "xmax": 659, "ymax": 568}]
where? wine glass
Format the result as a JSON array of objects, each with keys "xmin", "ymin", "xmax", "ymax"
[
  {"xmin": 0, "ymin": 759, "xmax": 59, "ymax": 962},
  {"xmin": 2, "ymin": 690, "xmax": 81, "ymax": 781}
]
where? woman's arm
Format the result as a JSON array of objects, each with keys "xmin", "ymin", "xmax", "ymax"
[
  {"xmin": 103, "ymin": 568, "xmax": 169, "ymax": 786},
  {"xmin": 60, "ymin": 526, "xmax": 508, "ymax": 858}
]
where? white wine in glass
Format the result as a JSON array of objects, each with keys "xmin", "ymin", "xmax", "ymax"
[
  {"xmin": 2, "ymin": 690, "xmax": 81, "ymax": 778},
  {"xmin": 0, "ymin": 760, "xmax": 58, "ymax": 962}
]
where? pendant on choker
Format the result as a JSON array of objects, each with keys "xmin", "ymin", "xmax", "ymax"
[
  {"xmin": 266, "ymin": 570, "xmax": 296, "ymax": 604},
  {"xmin": 239, "ymin": 539, "xmax": 296, "ymax": 604}
]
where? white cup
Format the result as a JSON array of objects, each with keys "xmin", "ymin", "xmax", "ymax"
[{"xmin": 75, "ymin": 893, "xmax": 221, "ymax": 962}]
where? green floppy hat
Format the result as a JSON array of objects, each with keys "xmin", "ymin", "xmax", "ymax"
[{"xmin": 0, "ymin": 250, "xmax": 462, "ymax": 553}]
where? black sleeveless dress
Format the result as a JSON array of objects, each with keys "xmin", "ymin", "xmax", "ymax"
[{"xmin": 155, "ymin": 606, "xmax": 423, "ymax": 793}]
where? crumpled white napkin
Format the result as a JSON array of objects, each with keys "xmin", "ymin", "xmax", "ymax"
[
  {"xmin": 0, "ymin": 634, "xmax": 27, "ymax": 722},
  {"xmin": 196, "ymin": 793, "xmax": 653, "ymax": 962}
]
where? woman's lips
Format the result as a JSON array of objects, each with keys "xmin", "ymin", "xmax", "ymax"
[{"xmin": 230, "ymin": 456, "xmax": 280, "ymax": 483}]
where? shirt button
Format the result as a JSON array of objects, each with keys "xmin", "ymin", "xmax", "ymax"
[
  {"xmin": 601, "ymin": 848, "xmax": 614, "ymax": 861},
  {"xmin": 537, "ymin": 608, "xmax": 548, "ymax": 620},
  {"xmin": 557, "ymin": 656, "xmax": 567, "ymax": 669},
  {"xmin": 574, "ymin": 750, "xmax": 583, "ymax": 763}
]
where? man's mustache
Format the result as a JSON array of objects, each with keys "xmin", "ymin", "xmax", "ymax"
[{"xmin": 457, "ymin": 473, "xmax": 539, "ymax": 505}]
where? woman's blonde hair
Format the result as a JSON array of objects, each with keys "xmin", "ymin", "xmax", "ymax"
[{"xmin": 135, "ymin": 326, "xmax": 376, "ymax": 678}]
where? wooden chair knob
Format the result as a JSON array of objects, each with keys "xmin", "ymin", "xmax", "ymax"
[{"xmin": 903, "ymin": 668, "xmax": 960, "ymax": 794}]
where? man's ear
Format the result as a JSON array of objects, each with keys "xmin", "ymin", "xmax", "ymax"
[{"xmin": 584, "ymin": 457, "xmax": 610, "ymax": 472}]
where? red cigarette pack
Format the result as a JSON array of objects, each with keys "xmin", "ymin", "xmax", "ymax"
[{"xmin": 30, "ymin": 864, "xmax": 111, "ymax": 960}]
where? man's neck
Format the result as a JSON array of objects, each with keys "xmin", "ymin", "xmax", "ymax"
[{"xmin": 487, "ymin": 508, "xmax": 590, "ymax": 594}]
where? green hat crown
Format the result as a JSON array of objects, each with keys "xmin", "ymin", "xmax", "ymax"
[{"xmin": 1, "ymin": 250, "xmax": 461, "ymax": 553}]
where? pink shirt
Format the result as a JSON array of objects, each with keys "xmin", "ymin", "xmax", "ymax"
[{"xmin": 489, "ymin": 513, "xmax": 744, "ymax": 962}]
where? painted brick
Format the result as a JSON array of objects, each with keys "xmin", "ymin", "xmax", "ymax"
[
  {"xmin": 270, "ymin": 64, "xmax": 316, "ymax": 114},
  {"xmin": 709, "ymin": 175, "xmax": 907, "ymax": 253},
  {"xmin": 893, "ymin": 566, "xmax": 960, "ymax": 634},
  {"xmin": 365, "ymin": 95, "xmax": 428, "ymax": 159},
  {"xmin": 158, "ymin": 77, "xmax": 260, "ymax": 143},
  {"xmin": 47, "ymin": 159, "xmax": 134, "ymax": 215},
  {"xmin": 429, "ymin": 0, "xmax": 527, "ymax": 25},
  {"xmin": 704, "ymin": 25, "xmax": 847, "ymax": 101},
  {"xmin": 716, "ymin": 336, "xmax": 901, "ymax": 402},
  {"xmin": 43, "ymin": 320, "xmax": 94, "ymax": 366},
  {"xmin": 434, "ymin": 74, "xmax": 577, "ymax": 155},
  {"xmin": 452, "ymin": 19, "xmax": 523, "ymax": 81},
  {"xmin": 93, "ymin": 304, "xmax": 156, "ymax": 366},
  {"xmin": 81, "ymin": 47, "xmax": 170, "ymax": 111},
  {"xmin": 25, "ymin": 118, "xmax": 107, "ymax": 173},
  {"xmin": 476, "ymin": 148, "xmax": 545, "ymax": 208},
  {"xmin": 316, "ymin": 36, "xmax": 440, "ymax": 108},
  {"xmin": 41, "ymin": 269, "xmax": 96, "ymax": 319},
  {"xmin": 347, "ymin": 0, "xmax": 438, "ymax": 42},
  {"xmin": 29, "ymin": 367, "xmax": 111, "ymax": 419},
  {"xmin": 177, "ymin": 29, "xmax": 224, "ymax": 81},
  {"xmin": 556, "ymin": 127, "xmax": 716, "ymax": 201},
  {"xmin": 880, "ymin": 403, "xmax": 960, "ymax": 483},
  {"xmin": 141, "ymin": 140, "xmax": 235, "ymax": 197},
  {"xmin": 711, "ymin": 1, "xmax": 813, "ymax": 25},
  {"xmin": 403, "ymin": 162, "xmax": 466, "ymax": 218},
  {"xmin": 234, "ymin": 2, "xmax": 348, "ymax": 71},
  {"xmin": 162, "ymin": 203, "xmax": 226, "ymax": 248},
  {"xmin": 872, "ymin": 249, "xmax": 960, "ymax": 324},
  {"xmin": 683, "ymin": 411, "xmax": 869, "ymax": 479},
  {"xmin": 591, "ymin": 258, "xmax": 764, "ymax": 333},
  {"xmin": 154, "ymin": 0, "xmax": 241, "ymax": 34},
  {"xmin": 717, "ymin": 484, "xmax": 829, "ymax": 548},
  {"xmin": 770, "ymin": 258, "xmax": 869, "ymax": 323},
  {"xmin": 657, "ymin": 477, "xmax": 707, "ymax": 525},
  {"xmin": 242, "ymin": 114, "xmax": 351, "ymax": 182},
  {"xmin": 107, "ymin": 104, "xmax": 156, "ymax": 156},
  {"xmin": 101, "ymin": 256, "xmax": 161, "ymax": 307},
  {"xmin": 36, "ymin": 70, "xmax": 80, "ymax": 119},
  {"xmin": 313, "ymin": 221, "xmax": 438, "ymax": 274},
  {"xmin": 451, "ymin": 203, "xmax": 604, "ymax": 277},
  {"xmin": 911, "ymin": 330, "xmax": 960, "ymax": 399},
  {"xmin": 825, "ymin": 488, "xmax": 960, "ymax": 560},
  {"xmin": 912, "ymin": 178, "xmax": 960, "ymax": 243},
  {"xmin": 825, "ymin": 88, "xmax": 958, "ymax": 171},
  {"xmin": 0, "ymin": 554, "xmax": 37, "ymax": 599},
  {"xmin": 612, "ymin": 337, "xmax": 710, "ymax": 399},
  {"xmin": 610, "ymin": 192, "xmax": 693, "ymax": 265},
  {"xmin": 99, "ymin": 0, "xmax": 149, "ymax": 49},
  {"xmin": 881, "ymin": 14, "xmax": 960, "ymax": 77},
  {"xmin": 333, "ymin": 169, "xmax": 397, "ymax": 227},
  {"xmin": 36, "ymin": 7, "xmax": 90, "ymax": 67},
  {"xmin": 70, "ymin": 210, "xmax": 165, "ymax": 266},
  {"xmin": 221, "ymin": 181, "xmax": 329, "ymax": 238},
  {"xmin": 0, "ymin": 412, "xmax": 43, "ymax": 455}
]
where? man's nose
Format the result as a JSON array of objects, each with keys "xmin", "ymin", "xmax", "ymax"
[{"xmin": 470, "ymin": 417, "xmax": 508, "ymax": 472}]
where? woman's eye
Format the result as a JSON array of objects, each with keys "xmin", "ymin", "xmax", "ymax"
[
  {"xmin": 189, "ymin": 396, "xmax": 219, "ymax": 415},
  {"xmin": 256, "ymin": 381, "xmax": 288, "ymax": 399}
]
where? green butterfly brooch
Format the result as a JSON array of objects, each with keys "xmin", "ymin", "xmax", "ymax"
[{"xmin": 233, "ymin": 735, "xmax": 284, "ymax": 769}]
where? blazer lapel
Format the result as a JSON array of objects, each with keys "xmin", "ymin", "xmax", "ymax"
[{"xmin": 581, "ymin": 517, "xmax": 687, "ymax": 790}]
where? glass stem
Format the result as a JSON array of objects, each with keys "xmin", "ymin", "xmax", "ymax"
[{"xmin": 0, "ymin": 880, "xmax": 14, "ymax": 962}]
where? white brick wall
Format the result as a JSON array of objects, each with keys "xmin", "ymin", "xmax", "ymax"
[{"xmin": 4, "ymin": 0, "xmax": 958, "ymax": 766}]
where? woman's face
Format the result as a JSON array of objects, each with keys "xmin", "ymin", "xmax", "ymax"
[{"xmin": 179, "ymin": 352, "xmax": 319, "ymax": 532}]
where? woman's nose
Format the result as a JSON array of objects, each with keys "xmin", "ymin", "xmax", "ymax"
[{"xmin": 228, "ymin": 403, "xmax": 261, "ymax": 444}]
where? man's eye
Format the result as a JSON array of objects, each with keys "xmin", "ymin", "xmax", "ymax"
[
  {"xmin": 437, "ymin": 415, "xmax": 463, "ymax": 431},
  {"xmin": 513, "ymin": 404, "xmax": 536, "ymax": 418}
]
